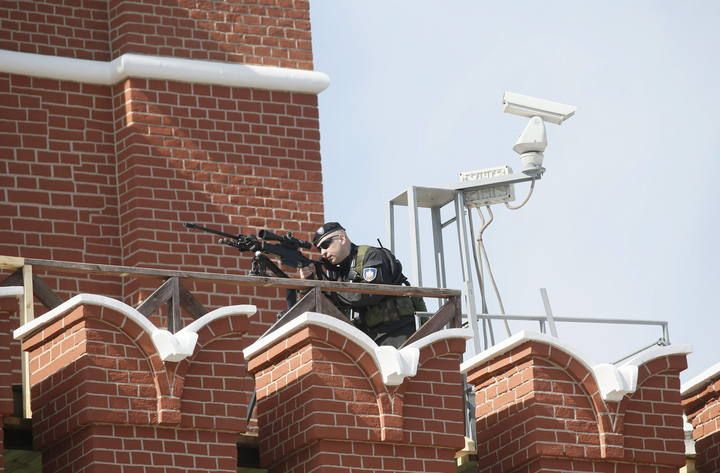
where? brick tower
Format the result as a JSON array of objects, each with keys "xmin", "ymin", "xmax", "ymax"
[{"xmin": 1, "ymin": 1, "xmax": 328, "ymax": 471}]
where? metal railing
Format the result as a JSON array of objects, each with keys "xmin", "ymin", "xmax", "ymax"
[
  {"xmin": 477, "ymin": 312, "xmax": 670, "ymax": 362},
  {"xmin": 1, "ymin": 255, "xmax": 462, "ymax": 420}
]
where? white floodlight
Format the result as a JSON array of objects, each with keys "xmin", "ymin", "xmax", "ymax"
[{"xmin": 503, "ymin": 92, "xmax": 576, "ymax": 176}]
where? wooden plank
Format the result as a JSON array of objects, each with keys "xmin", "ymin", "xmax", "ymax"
[
  {"xmin": 167, "ymin": 277, "xmax": 181, "ymax": 333},
  {"xmin": 400, "ymin": 296, "xmax": 461, "ymax": 348},
  {"xmin": 315, "ymin": 291, "xmax": 352, "ymax": 323},
  {"xmin": 0, "ymin": 270, "xmax": 23, "ymax": 287},
  {"xmin": 260, "ymin": 289, "xmax": 318, "ymax": 339},
  {"xmin": 0, "ymin": 256, "xmax": 24, "ymax": 270},
  {"xmin": 135, "ymin": 278, "xmax": 174, "ymax": 317},
  {"xmin": 21, "ymin": 257, "xmax": 460, "ymax": 299},
  {"xmin": 179, "ymin": 286, "xmax": 208, "ymax": 320},
  {"xmin": 20, "ymin": 265, "xmax": 33, "ymax": 418},
  {"xmin": 448, "ymin": 296, "xmax": 462, "ymax": 328},
  {"xmin": 259, "ymin": 288, "xmax": 351, "ymax": 341},
  {"xmin": 31, "ymin": 275, "xmax": 63, "ymax": 309}
]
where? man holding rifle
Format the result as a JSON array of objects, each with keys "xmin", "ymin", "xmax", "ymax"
[{"xmin": 299, "ymin": 222, "xmax": 425, "ymax": 348}]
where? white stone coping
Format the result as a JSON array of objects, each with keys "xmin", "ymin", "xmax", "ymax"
[
  {"xmin": 0, "ymin": 286, "xmax": 23, "ymax": 298},
  {"xmin": 683, "ymin": 414, "xmax": 696, "ymax": 456},
  {"xmin": 681, "ymin": 361, "xmax": 720, "ymax": 396},
  {"xmin": 13, "ymin": 293, "xmax": 256, "ymax": 362},
  {"xmin": 0, "ymin": 49, "xmax": 330, "ymax": 94},
  {"xmin": 460, "ymin": 330, "xmax": 692, "ymax": 402},
  {"xmin": 242, "ymin": 311, "xmax": 473, "ymax": 386}
]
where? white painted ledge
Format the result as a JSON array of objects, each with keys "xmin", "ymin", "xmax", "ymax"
[
  {"xmin": 242, "ymin": 311, "xmax": 472, "ymax": 386},
  {"xmin": 682, "ymin": 361, "xmax": 720, "ymax": 396},
  {"xmin": 0, "ymin": 286, "xmax": 23, "ymax": 298},
  {"xmin": 0, "ymin": 49, "xmax": 330, "ymax": 94},
  {"xmin": 13, "ymin": 293, "xmax": 256, "ymax": 362},
  {"xmin": 460, "ymin": 330, "xmax": 691, "ymax": 402}
]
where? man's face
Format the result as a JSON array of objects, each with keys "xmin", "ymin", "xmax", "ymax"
[{"xmin": 317, "ymin": 231, "xmax": 350, "ymax": 265}]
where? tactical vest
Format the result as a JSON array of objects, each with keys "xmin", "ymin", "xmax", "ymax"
[{"xmin": 353, "ymin": 245, "xmax": 427, "ymax": 328}]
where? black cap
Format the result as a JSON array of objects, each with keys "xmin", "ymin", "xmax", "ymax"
[{"xmin": 312, "ymin": 222, "xmax": 345, "ymax": 246}]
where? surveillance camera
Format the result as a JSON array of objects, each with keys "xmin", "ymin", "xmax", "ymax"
[
  {"xmin": 503, "ymin": 92, "xmax": 576, "ymax": 125},
  {"xmin": 513, "ymin": 116, "xmax": 546, "ymax": 155},
  {"xmin": 513, "ymin": 116, "xmax": 547, "ymax": 176}
]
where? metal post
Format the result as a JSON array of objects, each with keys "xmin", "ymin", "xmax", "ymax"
[
  {"xmin": 455, "ymin": 193, "xmax": 482, "ymax": 354},
  {"xmin": 431, "ymin": 207, "xmax": 447, "ymax": 289},
  {"xmin": 407, "ymin": 186, "xmax": 422, "ymax": 286},
  {"xmin": 386, "ymin": 200, "xmax": 396, "ymax": 254},
  {"xmin": 540, "ymin": 288, "xmax": 558, "ymax": 337}
]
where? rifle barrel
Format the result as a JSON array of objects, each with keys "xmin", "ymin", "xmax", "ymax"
[{"xmin": 184, "ymin": 222, "xmax": 239, "ymax": 240}]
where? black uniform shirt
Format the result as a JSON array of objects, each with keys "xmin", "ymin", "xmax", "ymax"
[{"xmin": 323, "ymin": 244, "xmax": 401, "ymax": 309}]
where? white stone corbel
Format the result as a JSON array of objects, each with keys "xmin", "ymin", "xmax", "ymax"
[{"xmin": 13, "ymin": 293, "xmax": 256, "ymax": 362}]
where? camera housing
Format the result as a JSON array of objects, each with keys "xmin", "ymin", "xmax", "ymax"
[
  {"xmin": 503, "ymin": 92, "xmax": 576, "ymax": 176},
  {"xmin": 513, "ymin": 116, "xmax": 547, "ymax": 176},
  {"xmin": 503, "ymin": 92, "xmax": 576, "ymax": 125}
]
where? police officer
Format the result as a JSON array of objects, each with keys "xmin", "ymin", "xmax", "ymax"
[{"xmin": 299, "ymin": 222, "xmax": 425, "ymax": 348}]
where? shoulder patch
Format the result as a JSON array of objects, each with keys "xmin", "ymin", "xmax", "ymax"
[{"xmin": 362, "ymin": 267, "xmax": 377, "ymax": 282}]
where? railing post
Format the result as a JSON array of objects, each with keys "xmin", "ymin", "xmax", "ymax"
[
  {"xmin": 540, "ymin": 288, "xmax": 558, "ymax": 337},
  {"xmin": 662, "ymin": 322, "xmax": 670, "ymax": 344},
  {"xmin": 20, "ymin": 264, "xmax": 33, "ymax": 418}
]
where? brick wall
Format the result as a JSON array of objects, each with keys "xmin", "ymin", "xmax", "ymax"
[
  {"xmin": 0, "ymin": 72, "xmax": 123, "ymax": 303},
  {"xmin": 112, "ymin": 78, "xmax": 322, "ymax": 271},
  {"xmin": 683, "ymin": 373, "xmax": 720, "ymax": 473},
  {"xmin": 19, "ymin": 301, "xmax": 253, "ymax": 471},
  {"xmin": 0, "ymin": 0, "xmax": 324, "ymax": 332},
  {"xmin": 0, "ymin": 74, "xmax": 119, "ymax": 263},
  {"xmin": 0, "ymin": 296, "xmax": 22, "ymax": 473},
  {"xmin": 43, "ymin": 425, "xmax": 238, "ymax": 473},
  {"xmin": 108, "ymin": 0, "xmax": 314, "ymax": 68},
  {"xmin": 623, "ymin": 356, "xmax": 687, "ymax": 467},
  {"xmin": 112, "ymin": 75, "xmax": 322, "ymax": 317},
  {"xmin": 246, "ymin": 322, "xmax": 468, "ymax": 473},
  {"xmin": 0, "ymin": 297, "xmax": 21, "ymax": 417},
  {"xmin": 0, "ymin": 0, "xmax": 314, "ymax": 68},
  {"xmin": 180, "ymin": 313, "xmax": 253, "ymax": 432},
  {"xmin": 0, "ymin": 0, "xmax": 111, "ymax": 61},
  {"xmin": 464, "ymin": 339, "xmax": 688, "ymax": 473},
  {"xmin": 0, "ymin": 71, "xmax": 323, "ymax": 317},
  {"xmin": 2, "ymin": 0, "xmax": 324, "ymax": 469}
]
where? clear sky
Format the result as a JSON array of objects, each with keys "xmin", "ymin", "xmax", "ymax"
[{"xmin": 309, "ymin": 1, "xmax": 720, "ymax": 380}]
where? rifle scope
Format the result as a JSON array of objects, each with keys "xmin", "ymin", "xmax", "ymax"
[{"xmin": 258, "ymin": 230, "xmax": 312, "ymax": 249}]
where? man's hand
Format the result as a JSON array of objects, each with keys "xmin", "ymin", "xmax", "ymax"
[{"xmin": 298, "ymin": 265, "xmax": 315, "ymax": 279}]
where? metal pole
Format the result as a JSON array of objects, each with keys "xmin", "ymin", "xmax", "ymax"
[
  {"xmin": 662, "ymin": 322, "xmax": 670, "ymax": 344},
  {"xmin": 455, "ymin": 193, "xmax": 482, "ymax": 354},
  {"xmin": 386, "ymin": 200, "xmax": 396, "ymax": 254},
  {"xmin": 540, "ymin": 288, "xmax": 558, "ymax": 337},
  {"xmin": 407, "ymin": 186, "xmax": 422, "ymax": 286},
  {"xmin": 431, "ymin": 207, "xmax": 447, "ymax": 289}
]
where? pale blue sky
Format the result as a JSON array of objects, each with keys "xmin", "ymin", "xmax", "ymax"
[{"xmin": 309, "ymin": 1, "xmax": 720, "ymax": 380}]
